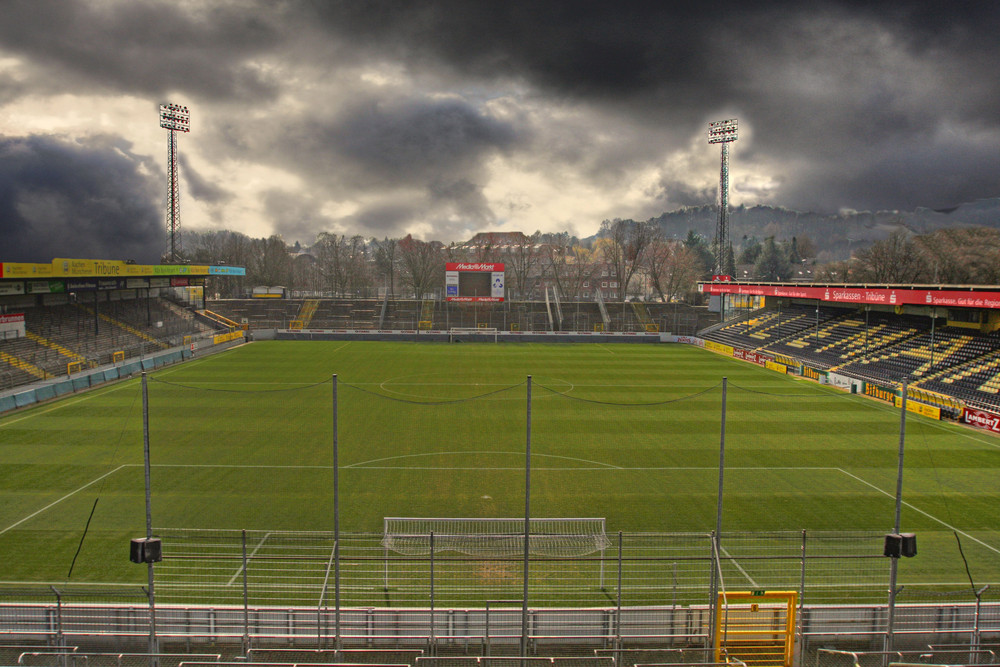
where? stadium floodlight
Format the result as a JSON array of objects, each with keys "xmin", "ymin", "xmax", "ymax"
[
  {"xmin": 159, "ymin": 103, "xmax": 190, "ymax": 263},
  {"xmin": 708, "ymin": 118, "xmax": 738, "ymax": 144},
  {"xmin": 708, "ymin": 118, "xmax": 738, "ymax": 279}
]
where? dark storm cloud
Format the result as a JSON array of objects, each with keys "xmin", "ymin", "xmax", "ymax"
[
  {"xmin": 352, "ymin": 202, "xmax": 424, "ymax": 237},
  {"xmin": 327, "ymin": 98, "xmax": 520, "ymax": 186},
  {"xmin": 178, "ymin": 154, "xmax": 231, "ymax": 205},
  {"xmin": 305, "ymin": 1, "xmax": 999, "ymax": 103},
  {"xmin": 0, "ymin": 0, "xmax": 282, "ymax": 101},
  {"xmin": 262, "ymin": 189, "xmax": 333, "ymax": 243},
  {"xmin": 301, "ymin": 0, "xmax": 1000, "ymax": 213},
  {"xmin": 780, "ymin": 133, "xmax": 1000, "ymax": 214},
  {"xmin": 2, "ymin": 0, "xmax": 998, "ymax": 242},
  {"xmin": 218, "ymin": 96, "xmax": 518, "ymax": 187},
  {"xmin": 0, "ymin": 134, "xmax": 163, "ymax": 263}
]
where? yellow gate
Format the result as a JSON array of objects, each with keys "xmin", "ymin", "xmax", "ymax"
[{"xmin": 715, "ymin": 591, "xmax": 797, "ymax": 667}]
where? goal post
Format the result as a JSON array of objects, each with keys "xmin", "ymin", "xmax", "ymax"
[
  {"xmin": 382, "ymin": 517, "xmax": 610, "ymax": 587},
  {"xmin": 448, "ymin": 327, "xmax": 499, "ymax": 343}
]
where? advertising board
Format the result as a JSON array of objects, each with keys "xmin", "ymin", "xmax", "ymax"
[
  {"xmin": 445, "ymin": 262, "xmax": 504, "ymax": 302},
  {"xmin": 962, "ymin": 407, "xmax": 1000, "ymax": 433},
  {"xmin": 699, "ymin": 282, "xmax": 1000, "ymax": 310}
]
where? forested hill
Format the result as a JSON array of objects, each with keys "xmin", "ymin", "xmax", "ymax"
[{"xmin": 646, "ymin": 198, "xmax": 1000, "ymax": 262}]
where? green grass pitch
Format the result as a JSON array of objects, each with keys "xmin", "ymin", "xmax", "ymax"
[{"xmin": 2, "ymin": 340, "xmax": 999, "ymax": 597}]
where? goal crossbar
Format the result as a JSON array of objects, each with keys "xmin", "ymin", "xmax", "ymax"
[
  {"xmin": 382, "ymin": 517, "xmax": 610, "ymax": 557},
  {"xmin": 448, "ymin": 327, "xmax": 499, "ymax": 342}
]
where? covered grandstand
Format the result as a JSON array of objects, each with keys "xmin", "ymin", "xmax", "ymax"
[
  {"xmin": 0, "ymin": 259, "xmax": 244, "ymax": 393},
  {"xmin": 698, "ymin": 280, "xmax": 1000, "ymax": 421}
]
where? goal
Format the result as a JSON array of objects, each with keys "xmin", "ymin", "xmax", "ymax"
[
  {"xmin": 383, "ymin": 517, "xmax": 609, "ymax": 556},
  {"xmin": 382, "ymin": 517, "xmax": 610, "ymax": 587},
  {"xmin": 448, "ymin": 327, "xmax": 499, "ymax": 343}
]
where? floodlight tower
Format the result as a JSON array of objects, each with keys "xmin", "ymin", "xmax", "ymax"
[
  {"xmin": 708, "ymin": 118, "xmax": 738, "ymax": 276},
  {"xmin": 159, "ymin": 103, "xmax": 190, "ymax": 263}
]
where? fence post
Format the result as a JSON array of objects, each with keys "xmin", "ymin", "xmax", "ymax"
[
  {"xmin": 141, "ymin": 373, "xmax": 159, "ymax": 663},
  {"xmin": 429, "ymin": 531, "xmax": 436, "ymax": 656},
  {"xmin": 521, "ymin": 376, "xmax": 532, "ymax": 664},
  {"xmin": 242, "ymin": 529, "xmax": 250, "ymax": 657},
  {"xmin": 615, "ymin": 531, "xmax": 623, "ymax": 667},
  {"xmin": 708, "ymin": 377, "xmax": 727, "ymax": 650},
  {"xmin": 798, "ymin": 530, "xmax": 807, "ymax": 667},
  {"xmin": 884, "ymin": 381, "xmax": 908, "ymax": 659},
  {"xmin": 49, "ymin": 586, "xmax": 64, "ymax": 659},
  {"xmin": 333, "ymin": 374, "xmax": 341, "ymax": 654}
]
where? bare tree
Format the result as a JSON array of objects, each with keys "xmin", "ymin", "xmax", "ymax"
[
  {"xmin": 501, "ymin": 231, "xmax": 540, "ymax": 300},
  {"xmin": 398, "ymin": 234, "xmax": 444, "ymax": 298},
  {"xmin": 186, "ymin": 229, "xmax": 255, "ymax": 297},
  {"xmin": 815, "ymin": 259, "xmax": 853, "ymax": 282},
  {"xmin": 373, "ymin": 237, "xmax": 400, "ymax": 297},
  {"xmin": 248, "ymin": 235, "xmax": 293, "ymax": 287},
  {"xmin": 914, "ymin": 227, "xmax": 1000, "ymax": 285},
  {"xmin": 644, "ymin": 234, "xmax": 703, "ymax": 302},
  {"xmin": 598, "ymin": 219, "xmax": 654, "ymax": 299},
  {"xmin": 313, "ymin": 232, "xmax": 349, "ymax": 295},
  {"xmin": 854, "ymin": 229, "xmax": 926, "ymax": 283}
]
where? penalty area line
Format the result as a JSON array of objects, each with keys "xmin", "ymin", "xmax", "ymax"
[
  {"xmin": 836, "ymin": 468, "xmax": 1000, "ymax": 556},
  {"xmin": 0, "ymin": 464, "xmax": 130, "ymax": 537}
]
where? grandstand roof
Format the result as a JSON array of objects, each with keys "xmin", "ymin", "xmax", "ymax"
[
  {"xmin": 0, "ymin": 258, "xmax": 244, "ymax": 296},
  {"xmin": 698, "ymin": 280, "xmax": 1000, "ymax": 309}
]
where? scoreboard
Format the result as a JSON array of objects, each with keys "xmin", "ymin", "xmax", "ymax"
[{"xmin": 445, "ymin": 262, "xmax": 505, "ymax": 302}]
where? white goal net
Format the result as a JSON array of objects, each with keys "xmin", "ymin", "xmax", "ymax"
[{"xmin": 382, "ymin": 517, "xmax": 610, "ymax": 557}]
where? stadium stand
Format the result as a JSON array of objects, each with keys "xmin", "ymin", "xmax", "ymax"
[
  {"xmin": 204, "ymin": 298, "xmax": 715, "ymax": 334},
  {"xmin": 699, "ymin": 301, "xmax": 1000, "ymax": 415},
  {"xmin": 0, "ymin": 296, "xmax": 217, "ymax": 390}
]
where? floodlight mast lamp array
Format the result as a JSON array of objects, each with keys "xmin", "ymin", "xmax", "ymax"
[
  {"xmin": 708, "ymin": 119, "xmax": 738, "ymax": 277},
  {"xmin": 159, "ymin": 103, "xmax": 190, "ymax": 263}
]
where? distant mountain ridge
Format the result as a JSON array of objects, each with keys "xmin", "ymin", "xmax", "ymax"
[{"xmin": 641, "ymin": 197, "xmax": 1000, "ymax": 262}]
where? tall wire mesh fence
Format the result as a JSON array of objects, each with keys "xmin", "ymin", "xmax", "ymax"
[{"xmin": 5, "ymin": 369, "xmax": 999, "ymax": 657}]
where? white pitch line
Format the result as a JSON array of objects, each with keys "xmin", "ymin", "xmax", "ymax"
[
  {"xmin": 343, "ymin": 451, "xmax": 623, "ymax": 469},
  {"xmin": 227, "ymin": 531, "xmax": 273, "ymax": 586},
  {"xmin": 150, "ymin": 463, "xmax": 334, "ymax": 469},
  {"xmin": 0, "ymin": 380, "xmax": 138, "ymax": 428},
  {"xmin": 0, "ymin": 464, "xmax": 130, "ymax": 536},
  {"xmin": 720, "ymin": 545, "xmax": 760, "ymax": 588},
  {"xmin": 836, "ymin": 468, "xmax": 1000, "ymax": 556}
]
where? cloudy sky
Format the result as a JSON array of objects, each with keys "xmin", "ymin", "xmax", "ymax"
[{"xmin": 1, "ymin": 0, "xmax": 999, "ymax": 263}]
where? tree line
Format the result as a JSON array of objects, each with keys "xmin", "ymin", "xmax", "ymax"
[{"xmin": 184, "ymin": 222, "xmax": 1000, "ymax": 300}]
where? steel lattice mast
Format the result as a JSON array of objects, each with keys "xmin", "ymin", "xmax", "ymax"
[
  {"xmin": 708, "ymin": 119, "xmax": 738, "ymax": 276},
  {"xmin": 159, "ymin": 103, "xmax": 190, "ymax": 263}
]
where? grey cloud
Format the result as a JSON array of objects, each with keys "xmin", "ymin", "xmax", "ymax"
[
  {"xmin": 262, "ymin": 189, "xmax": 334, "ymax": 243},
  {"xmin": 298, "ymin": 1, "xmax": 1000, "ymax": 214},
  {"xmin": 0, "ymin": 0, "xmax": 282, "ymax": 101},
  {"xmin": 3, "ymin": 0, "xmax": 999, "ymax": 243},
  {"xmin": 656, "ymin": 178, "xmax": 718, "ymax": 210},
  {"xmin": 428, "ymin": 178, "xmax": 493, "ymax": 224},
  {"xmin": 779, "ymin": 133, "xmax": 1000, "ymax": 213},
  {"xmin": 330, "ymin": 99, "xmax": 520, "ymax": 185},
  {"xmin": 351, "ymin": 202, "xmax": 423, "ymax": 238},
  {"xmin": 220, "ymin": 96, "xmax": 519, "ymax": 188},
  {"xmin": 179, "ymin": 154, "xmax": 231, "ymax": 205},
  {"xmin": 0, "ymin": 134, "xmax": 163, "ymax": 262}
]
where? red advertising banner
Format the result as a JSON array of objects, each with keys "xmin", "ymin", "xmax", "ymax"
[
  {"xmin": 699, "ymin": 283, "xmax": 1000, "ymax": 309},
  {"xmin": 962, "ymin": 407, "xmax": 1000, "ymax": 433},
  {"xmin": 733, "ymin": 347, "xmax": 772, "ymax": 366}
]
